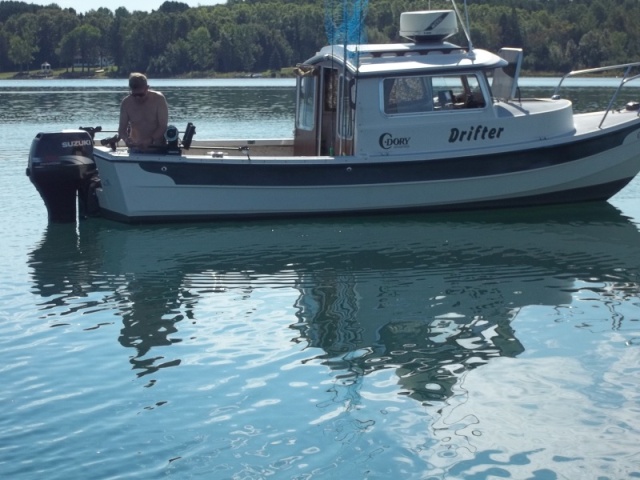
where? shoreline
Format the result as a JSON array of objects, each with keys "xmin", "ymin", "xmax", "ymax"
[{"xmin": 1, "ymin": 69, "xmax": 295, "ymax": 81}]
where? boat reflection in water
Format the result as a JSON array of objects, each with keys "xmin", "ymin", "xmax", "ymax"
[{"xmin": 28, "ymin": 203, "xmax": 640, "ymax": 403}]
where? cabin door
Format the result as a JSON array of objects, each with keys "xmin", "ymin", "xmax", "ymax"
[
  {"xmin": 294, "ymin": 66, "xmax": 353, "ymax": 156},
  {"xmin": 319, "ymin": 68, "xmax": 355, "ymax": 156},
  {"xmin": 293, "ymin": 66, "xmax": 319, "ymax": 156},
  {"xmin": 335, "ymin": 74, "xmax": 355, "ymax": 156}
]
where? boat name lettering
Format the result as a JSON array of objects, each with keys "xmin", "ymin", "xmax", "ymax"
[
  {"xmin": 62, "ymin": 139, "xmax": 93, "ymax": 148},
  {"xmin": 379, "ymin": 133, "xmax": 411, "ymax": 149},
  {"xmin": 448, "ymin": 125, "xmax": 504, "ymax": 143}
]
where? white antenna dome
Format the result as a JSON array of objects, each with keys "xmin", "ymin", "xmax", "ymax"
[{"xmin": 400, "ymin": 10, "xmax": 458, "ymax": 43}]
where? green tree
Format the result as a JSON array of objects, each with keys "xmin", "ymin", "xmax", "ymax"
[
  {"xmin": 1, "ymin": 0, "xmax": 640, "ymax": 76},
  {"xmin": 75, "ymin": 24, "xmax": 101, "ymax": 71},
  {"xmin": 0, "ymin": 29, "xmax": 10, "ymax": 71},
  {"xmin": 109, "ymin": 7, "xmax": 131, "ymax": 73},
  {"xmin": 57, "ymin": 31, "xmax": 77, "ymax": 72},
  {"xmin": 8, "ymin": 34, "xmax": 36, "ymax": 72},
  {"xmin": 498, "ymin": 7, "xmax": 524, "ymax": 47},
  {"xmin": 578, "ymin": 30, "xmax": 609, "ymax": 68},
  {"xmin": 120, "ymin": 23, "xmax": 151, "ymax": 73},
  {"xmin": 84, "ymin": 8, "xmax": 115, "ymax": 67},
  {"xmin": 58, "ymin": 24, "xmax": 101, "ymax": 72},
  {"xmin": 217, "ymin": 23, "xmax": 258, "ymax": 72},
  {"xmin": 187, "ymin": 26, "xmax": 214, "ymax": 71},
  {"xmin": 158, "ymin": 1, "xmax": 190, "ymax": 14},
  {"xmin": 160, "ymin": 38, "xmax": 191, "ymax": 74}
]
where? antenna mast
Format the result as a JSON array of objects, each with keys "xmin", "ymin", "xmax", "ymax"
[{"xmin": 450, "ymin": 0, "xmax": 474, "ymax": 58}]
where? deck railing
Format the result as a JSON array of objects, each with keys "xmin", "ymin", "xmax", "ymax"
[{"xmin": 552, "ymin": 61, "xmax": 640, "ymax": 128}]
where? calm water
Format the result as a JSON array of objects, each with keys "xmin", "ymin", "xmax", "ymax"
[{"xmin": 2, "ymin": 78, "xmax": 640, "ymax": 479}]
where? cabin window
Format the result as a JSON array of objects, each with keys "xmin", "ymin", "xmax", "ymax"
[
  {"xmin": 431, "ymin": 74, "xmax": 486, "ymax": 110},
  {"xmin": 324, "ymin": 69, "xmax": 338, "ymax": 112},
  {"xmin": 383, "ymin": 74, "xmax": 486, "ymax": 114},
  {"xmin": 296, "ymin": 75, "xmax": 317, "ymax": 130},
  {"xmin": 383, "ymin": 77, "xmax": 432, "ymax": 114}
]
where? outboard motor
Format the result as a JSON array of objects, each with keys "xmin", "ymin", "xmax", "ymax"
[{"xmin": 27, "ymin": 130, "xmax": 97, "ymax": 223}]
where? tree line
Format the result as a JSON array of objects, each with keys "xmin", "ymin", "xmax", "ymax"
[{"xmin": 0, "ymin": 0, "xmax": 638, "ymax": 77}]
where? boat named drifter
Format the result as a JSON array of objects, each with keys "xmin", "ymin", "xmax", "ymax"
[{"xmin": 27, "ymin": 5, "xmax": 640, "ymax": 223}]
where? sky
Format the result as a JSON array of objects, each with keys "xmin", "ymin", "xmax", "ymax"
[{"xmin": 21, "ymin": 0, "xmax": 226, "ymax": 14}]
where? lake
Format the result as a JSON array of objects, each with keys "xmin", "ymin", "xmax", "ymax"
[{"xmin": 2, "ymin": 78, "xmax": 640, "ymax": 479}]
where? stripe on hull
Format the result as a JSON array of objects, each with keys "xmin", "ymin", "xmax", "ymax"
[
  {"xmin": 121, "ymin": 124, "xmax": 639, "ymax": 187},
  {"xmin": 98, "ymin": 177, "xmax": 633, "ymax": 224}
]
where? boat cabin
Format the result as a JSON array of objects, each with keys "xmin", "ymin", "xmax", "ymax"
[{"xmin": 293, "ymin": 10, "xmax": 526, "ymax": 158}]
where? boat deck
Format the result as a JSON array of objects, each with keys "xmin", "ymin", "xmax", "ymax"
[{"xmin": 187, "ymin": 138, "xmax": 294, "ymax": 157}]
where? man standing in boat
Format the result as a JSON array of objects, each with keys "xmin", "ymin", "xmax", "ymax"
[{"xmin": 118, "ymin": 73, "xmax": 169, "ymax": 150}]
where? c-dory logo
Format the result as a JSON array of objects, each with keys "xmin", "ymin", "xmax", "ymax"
[{"xmin": 379, "ymin": 132, "xmax": 411, "ymax": 149}]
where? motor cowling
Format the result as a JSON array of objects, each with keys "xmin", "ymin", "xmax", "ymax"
[{"xmin": 27, "ymin": 130, "xmax": 97, "ymax": 223}]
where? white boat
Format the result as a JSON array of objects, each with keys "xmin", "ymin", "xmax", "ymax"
[{"xmin": 27, "ymin": 7, "xmax": 640, "ymax": 223}]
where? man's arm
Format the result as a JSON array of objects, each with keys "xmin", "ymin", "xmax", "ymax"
[
  {"xmin": 117, "ymin": 99, "xmax": 130, "ymax": 144},
  {"xmin": 151, "ymin": 93, "xmax": 169, "ymax": 144}
]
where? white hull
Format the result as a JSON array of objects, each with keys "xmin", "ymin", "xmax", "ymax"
[{"xmin": 93, "ymin": 119, "xmax": 640, "ymax": 222}]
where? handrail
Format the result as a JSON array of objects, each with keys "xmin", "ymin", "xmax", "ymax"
[{"xmin": 552, "ymin": 61, "xmax": 640, "ymax": 128}]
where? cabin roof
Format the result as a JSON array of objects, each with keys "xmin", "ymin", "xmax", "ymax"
[{"xmin": 309, "ymin": 43, "xmax": 508, "ymax": 76}]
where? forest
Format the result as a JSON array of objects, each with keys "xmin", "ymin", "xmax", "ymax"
[{"xmin": 0, "ymin": 0, "xmax": 638, "ymax": 77}]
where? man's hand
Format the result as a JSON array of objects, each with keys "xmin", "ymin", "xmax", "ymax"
[{"xmin": 125, "ymin": 137, "xmax": 138, "ymax": 148}]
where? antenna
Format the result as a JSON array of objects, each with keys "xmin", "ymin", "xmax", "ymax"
[
  {"xmin": 450, "ymin": 0, "xmax": 474, "ymax": 58},
  {"xmin": 324, "ymin": 0, "xmax": 368, "ymax": 47}
]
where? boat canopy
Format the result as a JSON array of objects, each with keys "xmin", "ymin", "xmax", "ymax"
[{"xmin": 308, "ymin": 43, "xmax": 508, "ymax": 77}]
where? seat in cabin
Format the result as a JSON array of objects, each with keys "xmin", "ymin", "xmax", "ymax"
[{"xmin": 437, "ymin": 90, "xmax": 455, "ymax": 109}]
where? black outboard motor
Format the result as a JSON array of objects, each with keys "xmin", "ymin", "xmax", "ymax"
[{"xmin": 27, "ymin": 130, "xmax": 97, "ymax": 223}]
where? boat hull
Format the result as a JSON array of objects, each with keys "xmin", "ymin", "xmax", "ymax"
[{"xmin": 93, "ymin": 122, "xmax": 640, "ymax": 223}]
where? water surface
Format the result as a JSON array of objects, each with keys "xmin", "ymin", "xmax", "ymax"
[{"xmin": 1, "ymin": 79, "xmax": 640, "ymax": 479}]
